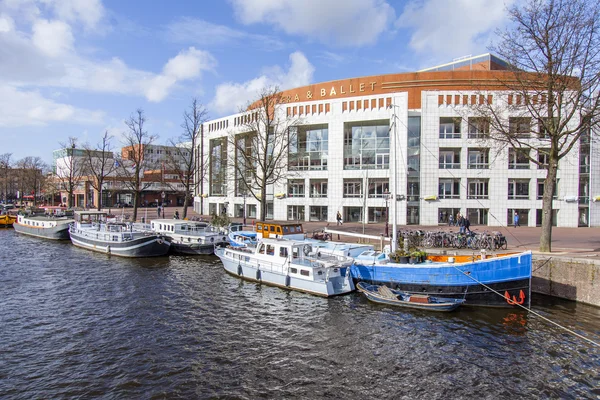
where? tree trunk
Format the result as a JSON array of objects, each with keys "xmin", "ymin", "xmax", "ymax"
[
  {"xmin": 182, "ymin": 194, "xmax": 189, "ymax": 219},
  {"xmin": 539, "ymin": 163, "xmax": 558, "ymax": 252},
  {"xmin": 133, "ymin": 191, "xmax": 139, "ymax": 222}
]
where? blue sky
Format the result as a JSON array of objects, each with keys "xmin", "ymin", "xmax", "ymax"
[{"xmin": 0, "ymin": 0, "xmax": 514, "ymax": 164}]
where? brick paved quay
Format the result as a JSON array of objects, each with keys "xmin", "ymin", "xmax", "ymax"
[{"xmin": 127, "ymin": 206, "xmax": 600, "ymax": 261}]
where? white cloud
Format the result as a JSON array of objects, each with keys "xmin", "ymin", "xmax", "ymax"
[
  {"xmin": 32, "ymin": 19, "xmax": 74, "ymax": 57},
  {"xmin": 211, "ymin": 51, "xmax": 314, "ymax": 115},
  {"xmin": 46, "ymin": 0, "xmax": 105, "ymax": 30},
  {"xmin": 144, "ymin": 47, "xmax": 216, "ymax": 102},
  {"xmin": 0, "ymin": 85, "xmax": 104, "ymax": 127},
  {"xmin": 165, "ymin": 17, "xmax": 286, "ymax": 51},
  {"xmin": 396, "ymin": 0, "xmax": 513, "ymax": 59},
  {"xmin": 0, "ymin": 14, "xmax": 15, "ymax": 32},
  {"xmin": 229, "ymin": 0, "xmax": 394, "ymax": 46}
]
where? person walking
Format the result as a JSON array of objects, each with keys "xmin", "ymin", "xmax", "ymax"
[
  {"xmin": 513, "ymin": 211, "xmax": 520, "ymax": 228},
  {"xmin": 174, "ymin": 210, "xmax": 180, "ymax": 219},
  {"xmin": 157, "ymin": 204, "xmax": 161, "ymax": 217},
  {"xmin": 458, "ymin": 214, "xmax": 465, "ymax": 234},
  {"xmin": 464, "ymin": 217, "xmax": 471, "ymax": 234},
  {"xmin": 448, "ymin": 214, "xmax": 454, "ymax": 226},
  {"xmin": 336, "ymin": 211, "xmax": 343, "ymax": 225}
]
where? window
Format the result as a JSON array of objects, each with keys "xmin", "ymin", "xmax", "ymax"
[
  {"xmin": 509, "ymin": 117, "xmax": 531, "ymax": 138},
  {"xmin": 439, "ymin": 117, "xmax": 461, "ymax": 139},
  {"xmin": 343, "ymin": 121, "xmax": 390, "ymax": 170},
  {"xmin": 288, "ymin": 179, "xmax": 305, "ymax": 197},
  {"xmin": 468, "ymin": 179, "xmax": 489, "ymax": 199},
  {"xmin": 368, "ymin": 179, "xmax": 389, "ymax": 198},
  {"xmin": 309, "ymin": 179, "xmax": 327, "ymax": 198},
  {"xmin": 279, "ymin": 247, "xmax": 288, "ymax": 258},
  {"xmin": 287, "ymin": 205, "xmax": 305, "ymax": 221},
  {"xmin": 468, "ymin": 117, "xmax": 490, "ymax": 139},
  {"xmin": 288, "ymin": 124, "xmax": 329, "ymax": 171},
  {"xmin": 508, "ymin": 179, "xmax": 530, "ymax": 200},
  {"xmin": 467, "ymin": 148, "xmax": 489, "ymax": 169},
  {"xmin": 439, "ymin": 149, "xmax": 461, "ymax": 169},
  {"xmin": 508, "ymin": 148, "xmax": 529, "ymax": 169},
  {"xmin": 537, "ymin": 179, "xmax": 558, "ymax": 200},
  {"xmin": 407, "ymin": 179, "xmax": 420, "ymax": 202},
  {"xmin": 467, "ymin": 208, "xmax": 488, "ymax": 225},
  {"xmin": 438, "ymin": 179, "xmax": 460, "ymax": 199},
  {"xmin": 309, "ymin": 206, "xmax": 328, "ymax": 221},
  {"xmin": 343, "ymin": 179, "xmax": 362, "ymax": 198},
  {"xmin": 368, "ymin": 207, "xmax": 387, "ymax": 223},
  {"xmin": 209, "ymin": 138, "xmax": 227, "ymax": 196},
  {"xmin": 537, "ymin": 149, "xmax": 551, "ymax": 169}
]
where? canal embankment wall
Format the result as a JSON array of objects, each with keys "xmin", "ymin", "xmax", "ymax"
[{"xmin": 532, "ymin": 256, "xmax": 600, "ymax": 307}]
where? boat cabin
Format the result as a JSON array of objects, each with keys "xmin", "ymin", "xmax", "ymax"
[{"xmin": 255, "ymin": 222, "xmax": 304, "ymax": 240}]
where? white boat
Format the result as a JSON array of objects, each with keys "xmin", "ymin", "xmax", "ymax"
[
  {"xmin": 215, "ymin": 238, "xmax": 355, "ymax": 297},
  {"xmin": 69, "ymin": 211, "xmax": 170, "ymax": 257},
  {"xmin": 13, "ymin": 212, "xmax": 74, "ymax": 240},
  {"xmin": 150, "ymin": 219, "xmax": 228, "ymax": 255}
]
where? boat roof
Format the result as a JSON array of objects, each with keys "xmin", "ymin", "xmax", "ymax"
[
  {"xmin": 74, "ymin": 210, "xmax": 108, "ymax": 216},
  {"xmin": 151, "ymin": 218, "xmax": 208, "ymax": 226},
  {"xmin": 259, "ymin": 238, "xmax": 308, "ymax": 246}
]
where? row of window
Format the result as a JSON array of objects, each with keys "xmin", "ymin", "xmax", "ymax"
[
  {"xmin": 439, "ymin": 117, "xmax": 558, "ymax": 139},
  {"xmin": 285, "ymin": 178, "xmax": 561, "ymax": 200},
  {"xmin": 439, "ymin": 148, "xmax": 552, "ymax": 169}
]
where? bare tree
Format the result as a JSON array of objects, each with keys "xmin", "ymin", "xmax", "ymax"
[
  {"xmin": 0, "ymin": 153, "xmax": 12, "ymax": 203},
  {"xmin": 15, "ymin": 156, "xmax": 47, "ymax": 207},
  {"xmin": 227, "ymin": 86, "xmax": 300, "ymax": 221},
  {"xmin": 117, "ymin": 109, "xmax": 158, "ymax": 222},
  {"xmin": 55, "ymin": 137, "xmax": 88, "ymax": 208},
  {"xmin": 83, "ymin": 131, "xmax": 117, "ymax": 211},
  {"xmin": 474, "ymin": 0, "xmax": 600, "ymax": 252},
  {"xmin": 164, "ymin": 98, "xmax": 208, "ymax": 219}
]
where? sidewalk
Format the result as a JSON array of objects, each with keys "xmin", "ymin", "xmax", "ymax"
[{"xmin": 129, "ymin": 206, "xmax": 600, "ymax": 260}]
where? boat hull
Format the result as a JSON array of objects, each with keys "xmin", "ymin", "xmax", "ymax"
[
  {"xmin": 0, "ymin": 214, "xmax": 16, "ymax": 227},
  {"xmin": 169, "ymin": 242, "xmax": 216, "ymax": 255},
  {"xmin": 70, "ymin": 232, "xmax": 170, "ymax": 257},
  {"xmin": 13, "ymin": 221, "xmax": 71, "ymax": 240},
  {"xmin": 357, "ymin": 282, "xmax": 464, "ymax": 311},
  {"xmin": 351, "ymin": 252, "xmax": 532, "ymax": 308},
  {"xmin": 216, "ymin": 249, "xmax": 354, "ymax": 297}
]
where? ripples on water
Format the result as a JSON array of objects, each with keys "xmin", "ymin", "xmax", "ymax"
[{"xmin": 0, "ymin": 229, "xmax": 598, "ymax": 399}]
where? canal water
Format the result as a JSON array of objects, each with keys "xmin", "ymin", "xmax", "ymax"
[{"xmin": 1, "ymin": 229, "xmax": 599, "ymax": 399}]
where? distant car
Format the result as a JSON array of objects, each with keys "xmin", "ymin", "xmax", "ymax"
[{"xmin": 1, "ymin": 203, "xmax": 15, "ymax": 210}]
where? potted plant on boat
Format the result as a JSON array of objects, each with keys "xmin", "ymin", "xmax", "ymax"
[{"xmin": 389, "ymin": 249, "xmax": 410, "ymax": 264}]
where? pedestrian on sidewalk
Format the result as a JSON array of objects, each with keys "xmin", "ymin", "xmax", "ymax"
[
  {"xmin": 157, "ymin": 204, "xmax": 161, "ymax": 217},
  {"xmin": 448, "ymin": 214, "xmax": 454, "ymax": 226},
  {"xmin": 513, "ymin": 211, "xmax": 520, "ymax": 228},
  {"xmin": 458, "ymin": 214, "xmax": 465, "ymax": 233},
  {"xmin": 336, "ymin": 211, "xmax": 343, "ymax": 225},
  {"xmin": 464, "ymin": 217, "xmax": 471, "ymax": 233}
]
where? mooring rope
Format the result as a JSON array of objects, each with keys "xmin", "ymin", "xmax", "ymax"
[{"xmin": 452, "ymin": 263, "xmax": 600, "ymax": 348}]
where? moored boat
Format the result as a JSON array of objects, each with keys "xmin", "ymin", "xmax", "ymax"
[
  {"xmin": 150, "ymin": 219, "xmax": 228, "ymax": 255},
  {"xmin": 69, "ymin": 211, "xmax": 170, "ymax": 257},
  {"xmin": 0, "ymin": 212, "xmax": 17, "ymax": 228},
  {"xmin": 351, "ymin": 251, "xmax": 532, "ymax": 308},
  {"xmin": 13, "ymin": 212, "xmax": 74, "ymax": 239},
  {"xmin": 357, "ymin": 282, "xmax": 465, "ymax": 311},
  {"xmin": 215, "ymin": 238, "xmax": 355, "ymax": 297}
]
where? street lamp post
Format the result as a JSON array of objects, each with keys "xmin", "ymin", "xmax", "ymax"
[
  {"xmin": 383, "ymin": 190, "xmax": 390, "ymax": 237},
  {"xmin": 243, "ymin": 192, "xmax": 247, "ymax": 225},
  {"xmin": 161, "ymin": 191, "xmax": 165, "ymax": 218}
]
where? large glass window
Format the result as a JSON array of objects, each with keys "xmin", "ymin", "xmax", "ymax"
[
  {"xmin": 288, "ymin": 124, "xmax": 328, "ymax": 171},
  {"xmin": 439, "ymin": 149, "xmax": 461, "ymax": 169},
  {"xmin": 508, "ymin": 179, "xmax": 530, "ymax": 200},
  {"xmin": 509, "ymin": 117, "xmax": 531, "ymax": 138},
  {"xmin": 287, "ymin": 205, "xmax": 305, "ymax": 221},
  {"xmin": 343, "ymin": 179, "xmax": 362, "ymax": 198},
  {"xmin": 367, "ymin": 178, "xmax": 389, "ymax": 198},
  {"xmin": 309, "ymin": 206, "xmax": 327, "ymax": 221},
  {"xmin": 309, "ymin": 179, "xmax": 327, "ymax": 198},
  {"xmin": 468, "ymin": 148, "xmax": 489, "ymax": 169},
  {"xmin": 439, "ymin": 117, "xmax": 461, "ymax": 139},
  {"xmin": 287, "ymin": 179, "xmax": 305, "ymax": 198},
  {"xmin": 468, "ymin": 179, "xmax": 489, "ymax": 199},
  {"xmin": 209, "ymin": 138, "xmax": 227, "ymax": 196},
  {"xmin": 343, "ymin": 120, "xmax": 389, "ymax": 170},
  {"xmin": 468, "ymin": 117, "xmax": 490, "ymax": 139},
  {"xmin": 467, "ymin": 208, "xmax": 488, "ymax": 225},
  {"xmin": 537, "ymin": 178, "xmax": 558, "ymax": 200},
  {"xmin": 438, "ymin": 179, "xmax": 460, "ymax": 199},
  {"xmin": 344, "ymin": 207, "xmax": 362, "ymax": 223},
  {"xmin": 508, "ymin": 148, "xmax": 530, "ymax": 169}
]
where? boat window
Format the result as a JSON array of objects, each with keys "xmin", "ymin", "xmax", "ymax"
[
  {"xmin": 300, "ymin": 270, "xmax": 310, "ymax": 276},
  {"xmin": 276, "ymin": 227, "xmax": 282, "ymax": 234},
  {"xmin": 256, "ymin": 224, "xmax": 262, "ymax": 231},
  {"xmin": 258, "ymin": 243, "xmax": 266, "ymax": 254},
  {"xmin": 290, "ymin": 268, "xmax": 298, "ymax": 274},
  {"xmin": 292, "ymin": 248, "xmax": 300, "ymax": 258},
  {"xmin": 279, "ymin": 247, "xmax": 288, "ymax": 258},
  {"xmin": 270, "ymin": 225, "xmax": 275, "ymax": 232},
  {"xmin": 266, "ymin": 244, "xmax": 275, "ymax": 255},
  {"xmin": 283, "ymin": 226, "xmax": 289, "ymax": 233}
]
